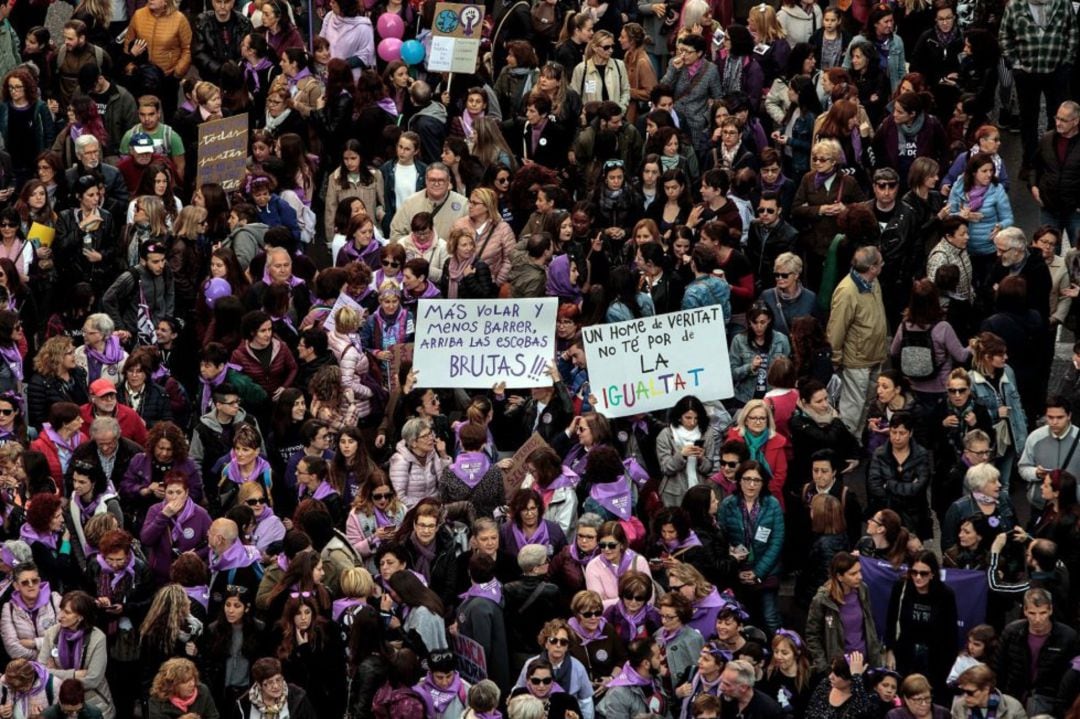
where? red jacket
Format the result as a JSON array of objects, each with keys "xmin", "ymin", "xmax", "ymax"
[
  {"xmin": 79, "ymin": 404, "xmax": 149, "ymax": 447},
  {"xmin": 725, "ymin": 426, "xmax": 789, "ymax": 511},
  {"xmin": 30, "ymin": 429, "xmax": 91, "ymax": 491},
  {"xmin": 230, "ymin": 338, "xmax": 298, "ymax": 396}
]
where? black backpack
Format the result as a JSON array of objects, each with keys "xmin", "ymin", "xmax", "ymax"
[{"xmin": 896, "ymin": 324, "xmax": 938, "ymax": 380}]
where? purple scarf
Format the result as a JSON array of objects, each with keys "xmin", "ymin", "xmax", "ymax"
[
  {"xmin": 663, "ymin": 531, "xmax": 703, "ymax": 553},
  {"xmin": 416, "ymin": 672, "xmax": 465, "ymax": 717},
  {"xmin": 199, "ymin": 363, "xmax": 242, "ymax": 413},
  {"xmin": 261, "ymin": 268, "xmax": 305, "ymax": 288},
  {"xmin": 225, "ymin": 453, "xmax": 271, "ymax": 485},
  {"xmin": 449, "ymin": 451, "xmax": 491, "ymax": 489},
  {"xmin": 12, "ymin": 662, "xmax": 50, "ymax": 718},
  {"xmin": 568, "ymin": 543, "xmax": 597, "ymax": 568},
  {"xmin": 300, "ymin": 480, "xmax": 336, "ymax": 501},
  {"xmin": 43, "ymin": 423, "xmax": 82, "ymax": 455},
  {"xmin": 589, "ymin": 476, "xmax": 633, "ymax": 520},
  {"xmin": 760, "ymin": 174, "xmax": 789, "ymax": 194},
  {"xmin": 850, "ymin": 129, "xmax": 864, "ymax": 162},
  {"xmin": 600, "ymin": 548, "xmax": 636, "ymax": 579},
  {"xmin": 813, "ymin": 169, "xmax": 837, "ymax": 190},
  {"xmin": 341, "ymin": 237, "xmax": 382, "ymax": 264},
  {"xmin": 569, "ymin": 616, "xmax": 606, "ymax": 646},
  {"xmin": 74, "ymin": 493, "xmax": 103, "ymax": 524},
  {"xmin": 966, "ymin": 182, "xmax": 990, "ymax": 212},
  {"xmin": 20, "ymin": 522, "xmax": 58, "ymax": 551},
  {"xmin": 184, "ymin": 585, "xmax": 209, "ymax": 611},
  {"xmin": 546, "ymin": 468, "xmax": 578, "ymax": 491},
  {"xmin": 607, "ymin": 663, "xmax": 653, "ymax": 688},
  {"xmin": 614, "ymin": 601, "xmax": 650, "ymax": 637},
  {"xmin": 332, "ymin": 597, "xmax": 365, "ymax": 622},
  {"xmin": 511, "ymin": 520, "xmax": 550, "ymax": 550},
  {"xmin": 546, "ymin": 255, "xmax": 582, "ymax": 303},
  {"xmin": 459, "ymin": 578, "xmax": 502, "ymax": 605},
  {"xmin": 95, "ymin": 552, "xmax": 135, "ymax": 590},
  {"xmin": 374, "ymin": 506, "xmax": 397, "ymax": 528},
  {"xmin": 564, "ymin": 444, "xmax": 589, "ymax": 477},
  {"xmin": 56, "ymin": 627, "xmax": 85, "ymax": 670},
  {"xmin": 244, "ymin": 57, "xmax": 273, "ymax": 93},
  {"xmin": 169, "ymin": 497, "xmax": 198, "ymax": 543},
  {"xmin": 210, "ymin": 540, "xmax": 260, "ymax": 571},
  {"xmin": 85, "ymin": 336, "xmax": 125, "ymax": 381},
  {"xmin": 0, "ymin": 344, "xmax": 22, "ymax": 382},
  {"xmin": 376, "ymin": 96, "xmax": 399, "ymax": 117},
  {"xmin": 10, "ymin": 580, "xmax": 51, "ymax": 613}
]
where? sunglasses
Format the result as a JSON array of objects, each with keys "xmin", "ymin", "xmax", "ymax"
[
  {"xmin": 721, "ymin": 460, "xmax": 740, "ymax": 468},
  {"xmin": 960, "ymin": 688, "xmax": 980, "ymax": 696},
  {"xmin": 621, "ymin": 593, "xmax": 648, "ymax": 601},
  {"xmin": 546, "ymin": 637, "xmax": 570, "ymax": 647},
  {"xmin": 600, "ymin": 44, "xmax": 614, "ymax": 50},
  {"xmin": 372, "ymin": 491, "xmax": 394, "ymax": 500},
  {"xmin": 875, "ymin": 181, "xmax": 899, "ymax": 189},
  {"xmin": 382, "ymin": 260, "xmax": 401, "ymax": 268},
  {"xmin": 598, "ymin": 541, "xmax": 620, "ymax": 550},
  {"xmin": 756, "ymin": 207, "xmax": 777, "ymax": 215},
  {"xmin": 910, "ymin": 569, "xmax": 932, "ymax": 578},
  {"xmin": 0, "ymin": 222, "xmax": 16, "ymax": 228},
  {"xmin": 773, "ymin": 272, "xmax": 792, "ymax": 279},
  {"xmin": 0, "ymin": 409, "xmax": 14, "ymax": 417},
  {"xmin": 245, "ymin": 498, "xmax": 267, "ymax": 506},
  {"xmin": 578, "ymin": 610, "xmax": 602, "ymax": 618},
  {"xmin": 947, "ymin": 387, "xmax": 969, "ymax": 394},
  {"xmin": 529, "ymin": 677, "xmax": 554, "ymax": 686},
  {"xmin": 18, "ymin": 578, "xmax": 40, "ymax": 586}
]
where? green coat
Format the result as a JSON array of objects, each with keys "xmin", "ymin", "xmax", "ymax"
[{"xmin": 805, "ymin": 583, "xmax": 884, "ymax": 674}]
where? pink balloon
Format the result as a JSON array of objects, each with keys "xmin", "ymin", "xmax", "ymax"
[
  {"xmin": 378, "ymin": 37, "xmax": 403, "ymax": 62},
  {"xmin": 377, "ymin": 12, "xmax": 405, "ymax": 39}
]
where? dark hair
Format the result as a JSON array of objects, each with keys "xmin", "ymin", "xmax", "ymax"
[
  {"xmin": 962, "ymin": 151, "xmax": 998, "ymax": 189},
  {"xmin": 903, "ymin": 278, "xmax": 943, "ymax": 326},
  {"xmin": 669, "ymin": 395, "xmax": 709, "ymax": 433},
  {"xmin": 724, "ymin": 25, "xmax": 753, "ymax": 55},
  {"xmin": 241, "ymin": 310, "xmax": 271, "ymax": 341},
  {"xmin": 388, "ymin": 568, "xmax": 445, "ymax": 617}
]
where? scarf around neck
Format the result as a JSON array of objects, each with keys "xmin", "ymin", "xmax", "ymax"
[
  {"xmin": 11, "ymin": 580, "xmax": 52, "ymax": 613},
  {"xmin": 449, "ymin": 451, "xmax": 491, "ymax": 489},
  {"xmin": 459, "ymin": 578, "xmax": 502, "ymax": 605},
  {"xmin": 569, "ymin": 616, "xmax": 606, "ymax": 646},
  {"xmin": 0, "ymin": 343, "xmax": 22, "ymax": 382},
  {"xmin": 86, "ymin": 336, "xmax": 125, "ymax": 378},
  {"xmin": 418, "ymin": 672, "xmax": 464, "ymax": 716},
  {"xmin": 96, "ymin": 552, "xmax": 136, "ymax": 589},
  {"xmin": 210, "ymin": 540, "xmax": 259, "ymax": 571},
  {"xmin": 57, "ymin": 626, "xmax": 86, "ymax": 670},
  {"xmin": 225, "ymin": 452, "xmax": 271, "ymax": 485},
  {"xmin": 590, "ymin": 476, "xmax": 633, "ymax": 520}
]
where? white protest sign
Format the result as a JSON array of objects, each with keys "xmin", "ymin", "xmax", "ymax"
[
  {"xmin": 581, "ymin": 306, "xmax": 734, "ymax": 418},
  {"xmin": 414, "ymin": 298, "xmax": 558, "ymax": 388},
  {"xmin": 322, "ymin": 291, "xmax": 365, "ymax": 334}
]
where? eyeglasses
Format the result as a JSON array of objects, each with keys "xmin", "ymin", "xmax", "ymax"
[
  {"xmin": 746, "ymin": 415, "xmax": 768, "ymax": 422},
  {"xmin": 427, "ymin": 177, "xmax": 449, "ymax": 184},
  {"xmin": 741, "ymin": 476, "xmax": 764, "ymax": 485},
  {"xmin": 968, "ymin": 448, "xmax": 993, "ymax": 457},
  {"xmin": 245, "ymin": 498, "xmax": 267, "ymax": 506},
  {"xmin": 372, "ymin": 491, "xmax": 394, "ymax": 500},
  {"xmin": 621, "ymin": 593, "xmax": 648, "ymax": 601},
  {"xmin": 773, "ymin": 272, "xmax": 793, "ymax": 279},
  {"xmin": 217, "ymin": 398, "xmax": 240, "ymax": 406},
  {"xmin": 546, "ymin": 637, "xmax": 570, "ymax": 647},
  {"xmin": 18, "ymin": 578, "xmax": 40, "ymax": 586},
  {"xmin": 529, "ymin": 677, "xmax": 554, "ymax": 686},
  {"xmin": 579, "ymin": 610, "xmax": 602, "ymax": 618},
  {"xmin": 960, "ymin": 688, "xmax": 980, "ymax": 697},
  {"xmin": 598, "ymin": 541, "xmax": 620, "ymax": 550},
  {"xmin": 599, "ymin": 44, "xmax": 614, "ymax": 50},
  {"xmin": 875, "ymin": 181, "xmax": 899, "ymax": 189},
  {"xmin": 415, "ymin": 522, "xmax": 438, "ymax": 531},
  {"xmin": 382, "ymin": 260, "xmax": 401, "ymax": 268},
  {"xmin": 660, "ymin": 613, "xmax": 679, "ymax": 621},
  {"xmin": 867, "ymin": 516, "xmax": 882, "ymax": 526},
  {"xmin": 756, "ymin": 207, "xmax": 777, "ymax": 215},
  {"xmin": 7, "ymin": 84, "xmax": 22, "ymax": 90},
  {"xmin": 947, "ymin": 387, "xmax": 969, "ymax": 394}
]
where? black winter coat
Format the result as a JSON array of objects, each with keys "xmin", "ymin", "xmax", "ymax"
[
  {"xmin": 27, "ymin": 368, "xmax": 89, "ymax": 429},
  {"xmin": 1033, "ymin": 131, "xmax": 1080, "ymax": 213},
  {"xmin": 117, "ymin": 380, "xmax": 173, "ymax": 429},
  {"xmin": 193, "ymin": 10, "xmax": 253, "ymax": 79},
  {"xmin": 402, "ymin": 528, "xmax": 461, "ymax": 611},
  {"xmin": 885, "ymin": 579, "xmax": 958, "ymax": 692},
  {"xmin": 998, "ymin": 619, "xmax": 1078, "ymax": 711},
  {"xmin": 346, "ymin": 654, "xmax": 388, "ymax": 719},
  {"xmin": 439, "ymin": 257, "xmax": 497, "ymax": 299}
]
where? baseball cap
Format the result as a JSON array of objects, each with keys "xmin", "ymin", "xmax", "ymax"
[
  {"xmin": 89, "ymin": 379, "xmax": 117, "ymax": 397},
  {"xmin": 131, "ymin": 132, "xmax": 154, "ymax": 154}
]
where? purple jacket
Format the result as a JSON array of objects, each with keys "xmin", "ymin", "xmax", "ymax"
[
  {"xmin": 139, "ymin": 501, "xmax": 213, "ymax": 584},
  {"xmin": 120, "ymin": 454, "xmax": 204, "ymax": 504}
]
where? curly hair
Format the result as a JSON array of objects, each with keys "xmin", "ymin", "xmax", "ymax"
[
  {"xmin": 97, "ymin": 529, "xmax": 134, "ymax": 557},
  {"xmin": 150, "ymin": 658, "xmax": 199, "ymax": 700},
  {"xmin": 2, "ymin": 68, "xmax": 39, "ymax": 104},
  {"xmin": 146, "ymin": 421, "xmax": 189, "ymax": 462},
  {"xmin": 25, "ymin": 492, "xmax": 62, "ymax": 533},
  {"xmin": 33, "ymin": 336, "xmax": 74, "ymax": 377}
]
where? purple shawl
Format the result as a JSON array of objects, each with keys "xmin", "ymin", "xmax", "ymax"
[
  {"xmin": 459, "ymin": 578, "xmax": 502, "ymax": 605},
  {"xmin": 96, "ymin": 552, "xmax": 135, "ymax": 590},
  {"xmin": 184, "ymin": 585, "xmax": 210, "ymax": 611},
  {"xmin": 210, "ymin": 540, "xmax": 260, "ymax": 571},
  {"xmin": 225, "ymin": 453, "xmax": 271, "ymax": 485},
  {"xmin": 20, "ymin": 522, "xmax": 58, "ymax": 551},
  {"xmin": 546, "ymin": 255, "xmax": 581, "ymax": 303},
  {"xmin": 607, "ymin": 663, "xmax": 652, "ymax": 688},
  {"xmin": 688, "ymin": 588, "xmax": 725, "ymax": 639},
  {"xmin": 332, "ymin": 597, "xmax": 366, "ymax": 622},
  {"xmin": 199, "ymin": 363, "xmax": 242, "ymax": 413},
  {"xmin": 339, "ymin": 237, "xmax": 382, "ymax": 266},
  {"xmin": 416, "ymin": 672, "xmax": 465, "ymax": 718},
  {"xmin": 300, "ymin": 480, "xmax": 337, "ymax": 501},
  {"xmin": 966, "ymin": 182, "xmax": 990, "ymax": 212},
  {"xmin": 663, "ymin": 531, "xmax": 703, "ymax": 554},
  {"xmin": 511, "ymin": 520, "xmax": 551, "ymax": 551},
  {"xmin": 569, "ymin": 616, "xmax": 607, "ymax": 647},
  {"xmin": 260, "ymin": 269, "xmax": 305, "ymax": 288},
  {"xmin": 589, "ymin": 476, "xmax": 633, "ymax": 520},
  {"xmin": 85, "ymin": 336, "xmax": 125, "ymax": 381},
  {"xmin": 448, "ymin": 451, "xmax": 491, "ymax": 489},
  {"xmin": 599, "ymin": 548, "xmax": 637, "ymax": 580}
]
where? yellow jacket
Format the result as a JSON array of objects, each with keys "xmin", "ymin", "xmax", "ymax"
[{"xmin": 126, "ymin": 7, "xmax": 192, "ymax": 77}]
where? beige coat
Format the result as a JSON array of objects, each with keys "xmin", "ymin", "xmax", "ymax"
[
  {"xmin": 389, "ymin": 189, "xmax": 468, "ymax": 245},
  {"xmin": 39, "ymin": 625, "xmax": 115, "ymax": 719},
  {"xmin": 826, "ymin": 272, "xmax": 888, "ymax": 369},
  {"xmin": 570, "ymin": 58, "xmax": 631, "ymax": 111},
  {"xmin": 324, "ymin": 167, "xmax": 385, "ymax": 235}
]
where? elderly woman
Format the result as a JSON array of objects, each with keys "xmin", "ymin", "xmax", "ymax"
[
  {"xmin": 760, "ymin": 252, "xmax": 820, "ymax": 337},
  {"xmin": 236, "ymin": 656, "xmax": 319, "ymax": 719},
  {"xmin": 501, "ymin": 488, "xmax": 568, "ymax": 560},
  {"xmin": 790, "ymin": 139, "xmax": 866, "ymax": 288},
  {"xmin": 39, "ymin": 590, "xmax": 116, "ymax": 719},
  {"xmin": 147, "ymin": 658, "xmax": 219, "ymax": 719},
  {"xmin": 584, "ymin": 521, "xmax": 652, "ymax": 609},
  {"xmin": 941, "ymin": 462, "xmax": 1015, "ymax": 551},
  {"xmin": 659, "ymin": 34, "xmax": 722, "ymax": 160},
  {"xmin": 390, "ymin": 418, "xmax": 450, "ymax": 509},
  {"xmin": 887, "ymin": 673, "xmax": 951, "ymax": 719},
  {"xmin": 0, "ymin": 562, "xmax": 60, "ymax": 661},
  {"xmin": 514, "ymin": 619, "xmax": 595, "ymax": 719},
  {"xmin": 27, "ymin": 336, "xmax": 89, "ymax": 430},
  {"xmin": 949, "ymin": 664, "xmax": 1024, "ymax": 719},
  {"xmin": 656, "ymin": 592, "xmax": 705, "ymax": 690},
  {"xmin": 549, "ymin": 513, "xmax": 603, "ymax": 597},
  {"xmin": 75, "ymin": 313, "xmax": 128, "ymax": 386},
  {"xmin": 725, "ymin": 402, "xmax": 788, "ymax": 508},
  {"xmin": 395, "ymin": 498, "xmax": 460, "ymax": 608},
  {"xmin": 440, "ymin": 226, "xmax": 496, "ymax": 299},
  {"xmin": 655, "ymin": 396, "xmax": 716, "ymax": 508},
  {"xmin": 140, "ymin": 471, "xmax": 212, "ymax": 584}
]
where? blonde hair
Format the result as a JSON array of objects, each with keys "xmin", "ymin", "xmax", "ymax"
[
  {"xmin": 586, "ymin": 30, "xmax": 616, "ymax": 62},
  {"xmin": 738, "ymin": 400, "xmax": 777, "ymax": 435},
  {"xmin": 748, "ymin": 4, "xmax": 785, "ymax": 41},
  {"xmin": 140, "ymin": 584, "xmax": 192, "ymax": 650},
  {"xmin": 339, "ymin": 566, "xmax": 375, "ymax": 598},
  {"xmin": 334, "ymin": 306, "xmax": 363, "ymax": 334},
  {"xmin": 150, "ymin": 658, "xmax": 199, "ymax": 700},
  {"xmin": 136, "ymin": 195, "xmax": 169, "ymax": 237},
  {"xmin": 34, "ymin": 336, "xmax": 74, "ymax": 376},
  {"xmin": 666, "ymin": 562, "xmax": 713, "ymax": 599},
  {"xmin": 470, "ymin": 188, "xmax": 500, "ymax": 224},
  {"xmin": 811, "ymin": 138, "xmax": 843, "ymax": 163},
  {"xmin": 194, "ymin": 81, "xmax": 220, "ymax": 107},
  {"xmin": 447, "ymin": 227, "xmax": 474, "ymax": 257},
  {"xmin": 174, "ymin": 205, "xmax": 208, "ymax": 241},
  {"xmin": 237, "ymin": 481, "xmax": 268, "ymax": 505}
]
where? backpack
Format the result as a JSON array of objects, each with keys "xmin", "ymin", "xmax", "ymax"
[
  {"xmin": 530, "ymin": 1, "xmax": 558, "ymax": 40},
  {"xmin": 896, "ymin": 324, "xmax": 938, "ymax": 380},
  {"xmin": 281, "ymin": 189, "xmax": 317, "ymax": 244}
]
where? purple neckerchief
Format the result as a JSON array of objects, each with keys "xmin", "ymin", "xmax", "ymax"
[
  {"xmin": 300, "ymin": 480, "xmax": 336, "ymax": 501},
  {"xmin": 406, "ymin": 281, "xmax": 440, "ymax": 301},
  {"xmin": 600, "ymin": 548, "xmax": 637, "ymax": 579},
  {"xmin": 287, "ymin": 67, "xmax": 312, "ymax": 91},
  {"xmin": 56, "ymin": 626, "xmax": 85, "ymax": 670},
  {"xmin": 271, "ymin": 313, "xmax": 297, "ymax": 335},
  {"xmin": 477, "ymin": 712, "xmax": 502, "ymax": 719},
  {"xmin": 659, "ymin": 624, "xmax": 685, "ymax": 646},
  {"xmin": 43, "ymin": 423, "xmax": 82, "ymax": 455},
  {"xmin": 615, "ymin": 601, "xmax": 650, "ymax": 637},
  {"xmin": 340, "ymin": 237, "xmax": 381, "ymax": 264},
  {"xmin": 169, "ymin": 497, "xmax": 198, "ymax": 543},
  {"xmin": 85, "ymin": 336, "xmax": 125, "ymax": 381},
  {"xmin": 225, "ymin": 453, "xmax": 271, "ymax": 485},
  {"xmin": 210, "ymin": 540, "xmax": 260, "ymax": 571},
  {"xmin": 184, "ymin": 585, "xmax": 209, "ymax": 610},
  {"xmin": 10, "ymin": 580, "xmax": 51, "ymax": 613},
  {"xmin": 74, "ymin": 492, "xmax": 103, "ymax": 523},
  {"xmin": 512, "ymin": 520, "xmax": 550, "ymax": 549},
  {"xmin": 0, "ymin": 544, "xmax": 16, "ymax": 568},
  {"xmin": 569, "ymin": 616, "xmax": 606, "ymax": 646},
  {"xmin": 0, "ymin": 344, "xmax": 22, "ymax": 382},
  {"xmin": 761, "ymin": 175, "xmax": 788, "ymax": 194},
  {"xmin": 564, "ymin": 443, "xmax": 590, "ymax": 476},
  {"xmin": 1072, "ymin": 656, "xmax": 1080, "ymax": 672},
  {"xmin": 607, "ymin": 663, "xmax": 652, "ymax": 688},
  {"xmin": 376, "ymin": 96, "xmax": 399, "ymax": 117},
  {"xmin": 459, "ymin": 578, "xmax": 502, "ymax": 605},
  {"xmin": 332, "ymin": 597, "xmax": 365, "ymax": 622},
  {"xmin": 813, "ymin": 169, "xmax": 837, "ymax": 190},
  {"xmin": 966, "ymin": 183, "xmax": 989, "ymax": 212},
  {"xmin": 261, "ymin": 269, "xmax": 305, "ymax": 288},
  {"xmin": 20, "ymin": 522, "xmax": 58, "ymax": 551},
  {"xmin": 622, "ymin": 458, "xmax": 649, "ymax": 489},
  {"xmin": 664, "ymin": 531, "xmax": 703, "ymax": 553},
  {"xmin": 244, "ymin": 57, "xmax": 273, "ymax": 93},
  {"xmin": 449, "ymin": 451, "xmax": 491, "ymax": 489},
  {"xmin": 12, "ymin": 662, "xmax": 50, "ymax": 718},
  {"xmin": 546, "ymin": 467, "xmax": 578, "ymax": 491},
  {"xmin": 416, "ymin": 672, "xmax": 464, "ymax": 717},
  {"xmin": 373, "ymin": 269, "xmax": 403, "ymax": 288},
  {"xmin": 199, "ymin": 363, "xmax": 241, "ymax": 413},
  {"xmin": 96, "ymin": 552, "xmax": 135, "ymax": 589},
  {"xmin": 688, "ymin": 588, "xmax": 725, "ymax": 638},
  {"xmin": 590, "ymin": 476, "xmax": 633, "ymax": 520},
  {"xmin": 373, "ymin": 506, "xmax": 397, "ymax": 528},
  {"xmin": 569, "ymin": 543, "xmax": 597, "ymax": 567}
]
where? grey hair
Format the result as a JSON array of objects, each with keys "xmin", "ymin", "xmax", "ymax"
[
  {"xmin": 964, "ymin": 462, "xmax": 1000, "ymax": 493},
  {"xmin": 996, "ymin": 227, "xmax": 1027, "ymax": 252},
  {"xmin": 962, "ymin": 429, "xmax": 991, "ymax": 449},
  {"xmin": 577, "ymin": 513, "xmax": 604, "ymax": 531},
  {"xmin": 1024, "ymin": 586, "xmax": 1052, "ymax": 608},
  {"xmin": 400, "ymin": 417, "xmax": 432, "ymax": 444},
  {"xmin": 472, "ymin": 517, "xmax": 498, "ymax": 535},
  {"xmin": 468, "ymin": 680, "xmax": 501, "ymax": 712},
  {"xmin": 773, "ymin": 251, "xmax": 802, "ymax": 275},
  {"xmin": 89, "ymin": 416, "xmax": 121, "ymax": 439},
  {"xmin": 1060, "ymin": 100, "xmax": 1080, "ymax": 118},
  {"xmin": 517, "ymin": 543, "xmax": 549, "ymax": 573},
  {"xmin": 725, "ymin": 659, "xmax": 757, "ymax": 688},
  {"xmin": 426, "ymin": 162, "xmax": 451, "ymax": 179},
  {"xmin": 266, "ymin": 246, "xmax": 291, "ymax": 262},
  {"xmin": 852, "ymin": 245, "xmax": 882, "ymax": 273},
  {"xmin": 74, "ymin": 134, "xmax": 101, "ymax": 156},
  {"xmin": 0, "ymin": 540, "xmax": 32, "ymax": 566},
  {"xmin": 508, "ymin": 695, "xmax": 545, "ymax": 719},
  {"xmin": 85, "ymin": 312, "xmax": 115, "ymax": 336}
]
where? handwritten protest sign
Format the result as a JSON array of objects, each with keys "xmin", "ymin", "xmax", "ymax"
[
  {"xmin": 581, "ymin": 306, "xmax": 733, "ymax": 419},
  {"xmin": 197, "ymin": 114, "xmax": 248, "ymax": 191},
  {"xmin": 501, "ymin": 432, "xmax": 551, "ymax": 501},
  {"xmin": 429, "ymin": 2, "xmax": 485, "ymax": 73},
  {"xmin": 414, "ymin": 298, "xmax": 557, "ymax": 388},
  {"xmin": 452, "ymin": 633, "xmax": 487, "ymax": 683}
]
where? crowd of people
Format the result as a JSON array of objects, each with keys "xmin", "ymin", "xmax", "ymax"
[{"xmin": 0, "ymin": 0, "xmax": 1074, "ymax": 716}]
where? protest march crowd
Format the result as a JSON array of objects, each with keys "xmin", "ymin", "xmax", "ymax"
[{"xmin": 0, "ymin": 0, "xmax": 1077, "ymax": 714}]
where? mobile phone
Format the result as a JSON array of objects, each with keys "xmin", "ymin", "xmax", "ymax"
[{"xmin": 693, "ymin": 439, "xmax": 705, "ymax": 448}]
